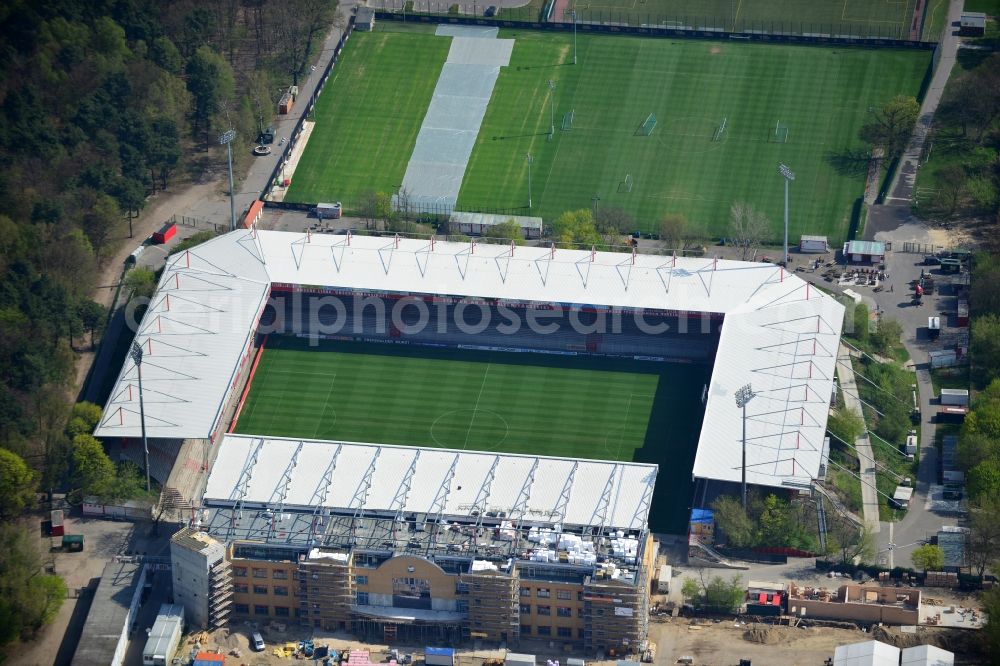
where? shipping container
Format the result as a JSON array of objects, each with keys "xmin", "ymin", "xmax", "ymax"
[
  {"xmin": 657, "ymin": 565, "xmax": 672, "ymax": 594},
  {"xmin": 279, "ymin": 92, "xmax": 294, "ymax": 114},
  {"xmin": 315, "ymin": 202, "xmax": 342, "ymax": 220},
  {"xmin": 957, "ymin": 300, "xmax": 969, "ymax": 327},
  {"xmin": 152, "ymin": 222, "xmax": 177, "ymax": 244},
  {"xmin": 50, "ymin": 509, "xmax": 64, "ymax": 537},
  {"xmin": 929, "ymin": 350, "xmax": 959, "ymax": 368},
  {"xmin": 940, "ymin": 389, "xmax": 969, "ymax": 407},
  {"xmin": 505, "ymin": 653, "xmax": 536, "ymax": 666},
  {"xmin": 799, "ymin": 235, "xmax": 828, "ymax": 253}
]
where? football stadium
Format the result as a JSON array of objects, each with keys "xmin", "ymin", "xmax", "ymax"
[{"xmin": 99, "ymin": 226, "xmax": 843, "ymax": 641}]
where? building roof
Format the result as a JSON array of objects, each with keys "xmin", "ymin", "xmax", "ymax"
[
  {"xmin": 73, "ymin": 562, "xmax": 143, "ymax": 666},
  {"xmin": 900, "ymin": 644, "xmax": 954, "ymax": 666},
  {"xmin": 844, "ymin": 240, "xmax": 886, "ymax": 256},
  {"xmin": 97, "ymin": 230, "xmax": 843, "ymax": 490},
  {"xmin": 833, "ymin": 640, "xmax": 900, "ymax": 666},
  {"xmin": 356, "ymin": 6, "xmax": 375, "ymax": 21},
  {"xmin": 171, "ymin": 526, "xmax": 222, "ymax": 554},
  {"xmin": 203, "ymin": 434, "xmax": 657, "ymax": 530},
  {"xmin": 449, "ymin": 211, "xmax": 543, "ymax": 233}
]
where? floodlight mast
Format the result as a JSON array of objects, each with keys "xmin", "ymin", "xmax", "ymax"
[
  {"xmin": 130, "ymin": 342, "xmax": 151, "ymax": 493},
  {"xmin": 220, "ymin": 129, "xmax": 237, "ymax": 231},
  {"xmin": 779, "ymin": 163, "xmax": 795, "ymax": 265},
  {"xmin": 572, "ymin": 10, "xmax": 577, "ymax": 65},
  {"xmin": 734, "ymin": 383, "xmax": 756, "ymax": 511}
]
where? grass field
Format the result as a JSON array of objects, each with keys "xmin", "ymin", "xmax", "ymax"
[
  {"xmin": 565, "ymin": 0, "xmax": 920, "ymax": 39},
  {"xmin": 458, "ymin": 31, "xmax": 930, "ymax": 239},
  {"xmin": 234, "ymin": 337, "xmax": 709, "ymax": 532},
  {"xmin": 284, "ymin": 32, "xmax": 451, "ymax": 204}
]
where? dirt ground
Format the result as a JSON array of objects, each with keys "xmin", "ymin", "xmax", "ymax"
[{"xmin": 649, "ymin": 617, "xmax": 980, "ymax": 666}]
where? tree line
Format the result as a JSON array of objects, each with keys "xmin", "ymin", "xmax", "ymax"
[{"xmin": 0, "ymin": 0, "xmax": 338, "ymax": 648}]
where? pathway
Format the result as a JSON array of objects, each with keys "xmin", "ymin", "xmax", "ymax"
[
  {"xmin": 867, "ymin": 0, "xmax": 966, "ymax": 237},
  {"xmin": 836, "ymin": 343, "xmax": 881, "ymax": 534}
]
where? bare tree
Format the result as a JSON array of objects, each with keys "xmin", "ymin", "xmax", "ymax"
[
  {"xmin": 728, "ymin": 201, "xmax": 769, "ymax": 261},
  {"xmin": 658, "ymin": 213, "xmax": 688, "ymax": 252},
  {"xmin": 273, "ymin": 0, "xmax": 339, "ymax": 87}
]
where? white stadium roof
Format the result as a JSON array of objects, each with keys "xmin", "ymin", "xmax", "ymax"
[
  {"xmin": 97, "ymin": 228, "xmax": 844, "ymax": 490},
  {"xmin": 204, "ymin": 434, "xmax": 657, "ymax": 530}
]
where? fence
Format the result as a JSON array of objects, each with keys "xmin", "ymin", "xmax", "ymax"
[
  {"xmin": 171, "ymin": 214, "xmax": 229, "ymax": 234},
  {"xmin": 373, "ymin": 1, "xmax": 938, "ymax": 47}
]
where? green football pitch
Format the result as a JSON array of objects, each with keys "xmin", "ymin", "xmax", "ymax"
[
  {"xmin": 283, "ymin": 32, "xmax": 450, "ymax": 205},
  {"xmin": 459, "ymin": 30, "xmax": 929, "ymax": 239},
  {"xmin": 565, "ymin": 0, "xmax": 920, "ymax": 40},
  {"xmin": 234, "ymin": 337, "xmax": 709, "ymax": 532}
]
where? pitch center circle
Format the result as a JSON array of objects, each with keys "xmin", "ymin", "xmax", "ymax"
[{"xmin": 430, "ymin": 409, "xmax": 510, "ymax": 451}]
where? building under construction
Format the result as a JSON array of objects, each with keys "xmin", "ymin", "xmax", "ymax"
[{"xmin": 193, "ymin": 433, "xmax": 656, "ymax": 652}]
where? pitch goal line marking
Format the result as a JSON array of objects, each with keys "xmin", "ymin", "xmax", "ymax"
[{"xmin": 605, "ymin": 392, "xmax": 656, "ymax": 460}]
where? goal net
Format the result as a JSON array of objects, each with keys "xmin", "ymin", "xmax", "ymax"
[
  {"xmin": 636, "ymin": 113, "xmax": 657, "ymax": 136},
  {"xmin": 712, "ymin": 117, "xmax": 727, "ymax": 142},
  {"xmin": 561, "ymin": 109, "xmax": 575, "ymax": 131},
  {"xmin": 618, "ymin": 173, "xmax": 633, "ymax": 193},
  {"xmin": 771, "ymin": 121, "xmax": 789, "ymax": 143}
]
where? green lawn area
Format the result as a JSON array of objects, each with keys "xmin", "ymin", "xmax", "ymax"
[
  {"xmin": 459, "ymin": 31, "xmax": 930, "ymax": 240},
  {"xmin": 234, "ymin": 337, "xmax": 708, "ymax": 532},
  {"xmin": 283, "ymin": 32, "xmax": 451, "ymax": 205},
  {"xmin": 566, "ymin": 0, "xmax": 918, "ymax": 39}
]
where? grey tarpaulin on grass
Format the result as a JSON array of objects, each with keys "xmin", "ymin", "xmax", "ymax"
[{"xmin": 397, "ymin": 32, "xmax": 513, "ymax": 212}]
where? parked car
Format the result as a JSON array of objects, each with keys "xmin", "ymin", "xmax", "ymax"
[{"xmin": 252, "ymin": 632, "xmax": 266, "ymax": 652}]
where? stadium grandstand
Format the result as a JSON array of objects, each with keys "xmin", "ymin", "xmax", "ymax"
[{"xmin": 98, "ymin": 227, "xmax": 843, "ymax": 643}]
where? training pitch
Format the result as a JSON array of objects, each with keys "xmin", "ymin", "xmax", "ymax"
[
  {"xmin": 460, "ymin": 31, "xmax": 929, "ymax": 238},
  {"xmin": 284, "ymin": 32, "xmax": 450, "ymax": 205},
  {"xmin": 566, "ymin": 0, "xmax": 921, "ymax": 40},
  {"xmin": 287, "ymin": 28, "xmax": 929, "ymax": 240},
  {"xmin": 234, "ymin": 337, "xmax": 708, "ymax": 532}
]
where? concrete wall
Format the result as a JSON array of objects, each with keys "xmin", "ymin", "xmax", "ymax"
[{"xmin": 788, "ymin": 584, "xmax": 920, "ymax": 625}]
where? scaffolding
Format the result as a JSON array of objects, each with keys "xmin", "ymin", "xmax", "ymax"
[
  {"xmin": 464, "ymin": 568, "xmax": 520, "ymax": 644},
  {"xmin": 300, "ymin": 550, "xmax": 354, "ymax": 631}
]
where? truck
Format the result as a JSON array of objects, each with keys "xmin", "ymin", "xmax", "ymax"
[
  {"xmin": 927, "ymin": 316, "xmax": 940, "ymax": 340},
  {"xmin": 657, "ymin": 565, "xmax": 672, "ymax": 594},
  {"xmin": 50, "ymin": 509, "xmax": 64, "ymax": 537},
  {"xmin": 425, "ymin": 648, "xmax": 455, "ymax": 666}
]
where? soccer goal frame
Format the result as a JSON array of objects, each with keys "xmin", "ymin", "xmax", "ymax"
[
  {"xmin": 771, "ymin": 121, "xmax": 789, "ymax": 143},
  {"xmin": 561, "ymin": 109, "xmax": 575, "ymax": 131},
  {"xmin": 636, "ymin": 113, "xmax": 657, "ymax": 136},
  {"xmin": 712, "ymin": 117, "xmax": 727, "ymax": 142},
  {"xmin": 618, "ymin": 173, "xmax": 633, "ymax": 193}
]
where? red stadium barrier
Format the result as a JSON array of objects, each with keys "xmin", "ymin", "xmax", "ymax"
[{"xmin": 228, "ymin": 335, "xmax": 268, "ymax": 432}]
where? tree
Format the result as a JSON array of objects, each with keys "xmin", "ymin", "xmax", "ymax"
[
  {"xmin": 680, "ymin": 577, "xmax": 701, "ymax": 604},
  {"xmin": 710, "ymin": 495, "xmax": 754, "ymax": 547},
  {"xmin": 971, "ymin": 254, "xmax": 1000, "ymax": 318},
  {"xmin": 870, "ymin": 318, "xmax": 903, "ymax": 357},
  {"xmin": 972, "ymin": 315, "xmax": 1000, "ymax": 388},
  {"xmin": 273, "ymin": 0, "xmax": 339, "ymax": 86},
  {"xmin": 936, "ymin": 164, "xmax": 967, "ymax": 215},
  {"xmin": 150, "ymin": 36, "xmax": 183, "ymax": 74},
  {"xmin": 727, "ymin": 201, "xmax": 769, "ymax": 260},
  {"xmin": 703, "ymin": 575, "xmax": 745, "ymax": 613},
  {"xmin": 72, "ymin": 434, "xmax": 116, "ymax": 500},
  {"xmin": 595, "ymin": 206, "xmax": 634, "ymax": 243},
  {"xmin": 82, "ymin": 193, "xmax": 124, "ymax": 264},
  {"xmin": 958, "ymin": 432, "xmax": 1000, "ymax": 472},
  {"xmin": 981, "ymin": 584, "xmax": 1000, "ymax": 664},
  {"xmin": 77, "ymin": 300, "xmax": 107, "ymax": 349},
  {"xmin": 968, "ymin": 458, "xmax": 1000, "ymax": 503},
  {"xmin": 486, "ymin": 220, "xmax": 524, "ymax": 245},
  {"xmin": 0, "ymin": 448, "xmax": 37, "ymax": 519},
  {"xmin": 911, "ymin": 543, "xmax": 945, "ymax": 572},
  {"xmin": 968, "ymin": 496, "xmax": 1000, "ymax": 576},
  {"xmin": 124, "ymin": 267, "xmax": 157, "ymax": 300},
  {"xmin": 112, "ymin": 176, "xmax": 146, "ymax": 238},
  {"xmin": 827, "ymin": 519, "xmax": 875, "ymax": 564},
  {"xmin": 185, "ymin": 45, "xmax": 235, "ymax": 141},
  {"xmin": 859, "ymin": 96, "xmax": 920, "ymax": 159},
  {"xmin": 148, "ymin": 117, "xmax": 182, "ymax": 190},
  {"xmin": 659, "ymin": 213, "xmax": 688, "ymax": 251},
  {"xmin": 0, "ymin": 523, "xmax": 66, "ymax": 645},
  {"xmin": 551, "ymin": 209, "xmax": 601, "ymax": 248},
  {"xmin": 827, "ymin": 407, "xmax": 866, "ymax": 444}
]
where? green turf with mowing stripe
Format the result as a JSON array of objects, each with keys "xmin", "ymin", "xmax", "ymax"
[
  {"xmin": 458, "ymin": 31, "xmax": 930, "ymax": 240},
  {"xmin": 283, "ymin": 32, "xmax": 451, "ymax": 204},
  {"xmin": 566, "ymin": 0, "xmax": 919, "ymax": 40},
  {"xmin": 234, "ymin": 337, "xmax": 708, "ymax": 533}
]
